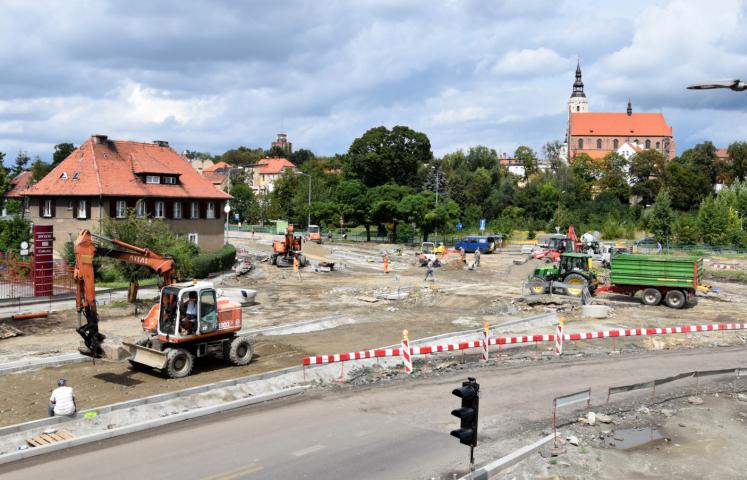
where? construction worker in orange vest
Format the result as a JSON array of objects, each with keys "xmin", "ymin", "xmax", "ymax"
[
  {"xmin": 383, "ymin": 252, "xmax": 389, "ymax": 274},
  {"xmin": 293, "ymin": 253, "xmax": 302, "ymax": 280}
]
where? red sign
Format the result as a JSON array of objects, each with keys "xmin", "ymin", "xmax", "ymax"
[{"xmin": 33, "ymin": 225, "xmax": 54, "ymax": 296}]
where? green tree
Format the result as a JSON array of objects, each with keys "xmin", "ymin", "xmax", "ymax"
[
  {"xmin": 645, "ymin": 190, "xmax": 674, "ymax": 242},
  {"xmin": 12, "ymin": 151, "xmax": 29, "ymax": 176},
  {"xmin": 229, "ymin": 183, "xmax": 255, "ymax": 223},
  {"xmin": 368, "ymin": 183, "xmax": 413, "ymax": 240},
  {"xmin": 727, "ymin": 141, "xmax": 747, "ymax": 182},
  {"xmin": 514, "ymin": 146, "xmax": 538, "ymax": 179},
  {"xmin": 671, "ymin": 212, "xmax": 701, "ymax": 244},
  {"xmin": 542, "ymin": 140, "xmax": 564, "ymax": 172},
  {"xmin": 664, "ymin": 157, "xmax": 711, "ymax": 211},
  {"xmin": 289, "ymin": 148, "xmax": 315, "ymax": 166},
  {"xmin": 682, "ymin": 142, "xmax": 718, "ymax": 185},
  {"xmin": 597, "ymin": 152, "xmax": 629, "ymax": 204},
  {"xmin": 697, "ymin": 196, "xmax": 739, "ymax": 246},
  {"xmin": 629, "ymin": 149, "xmax": 666, "ymax": 206},
  {"xmin": 184, "ymin": 150, "xmax": 214, "ymax": 161},
  {"xmin": 30, "ymin": 156, "xmax": 53, "ymax": 182},
  {"xmin": 345, "ymin": 125, "xmax": 432, "ymax": 188},
  {"xmin": 52, "ymin": 143, "xmax": 75, "ymax": 167},
  {"xmin": 335, "ymin": 180, "xmax": 369, "ymax": 238},
  {"xmin": 219, "ymin": 146, "xmax": 265, "ymax": 167}
]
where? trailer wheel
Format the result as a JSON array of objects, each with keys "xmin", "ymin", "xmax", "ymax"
[
  {"xmin": 664, "ymin": 289, "xmax": 686, "ymax": 309},
  {"xmin": 528, "ymin": 276, "xmax": 547, "ymax": 295},
  {"xmin": 227, "ymin": 336, "xmax": 253, "ymax": 366},
  {"xmin": 563, "ymin": 273, "xmax": 587, "ymax": 297},
  {"xmin": 165, "ymin": 348, "xmax": 194, "ymax": 378},
  {"xmin": 641, "ymin": 288, "xmax": 662, "ymax": 306}
]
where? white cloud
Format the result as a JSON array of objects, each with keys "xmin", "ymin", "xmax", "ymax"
[{"xmin": 493, "ymin": 48, "xmax": 573, "ymax": 76}]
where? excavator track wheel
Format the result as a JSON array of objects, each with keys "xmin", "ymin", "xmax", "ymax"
[
  {"xmin": 165, "ymin": 348, "xmax": 194, "ymax": 378},
  {"xmin": 227, "ymin": 336, "xmax": 253, "ymax": 366}
]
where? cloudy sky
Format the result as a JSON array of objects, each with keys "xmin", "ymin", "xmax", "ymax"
[{"xmin": 1, "ymin": 0, "xmax": 746, "ymax": 162}]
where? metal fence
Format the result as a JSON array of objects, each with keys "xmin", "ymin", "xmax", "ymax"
[{"xmin": 0, "ymin": 253, "xmax": 74, "ymax": 301}]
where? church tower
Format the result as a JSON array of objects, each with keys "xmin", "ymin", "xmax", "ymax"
[{"xmin": 568, "ymin": 61, "xmax": 589, "ymax": 113}]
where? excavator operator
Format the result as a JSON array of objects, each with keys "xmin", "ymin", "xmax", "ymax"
[{"xmin": 181, "ymin": 292, "xmax": 198, "ymax": 335}]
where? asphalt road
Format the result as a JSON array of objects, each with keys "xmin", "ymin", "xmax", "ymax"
[{"xmin": 2, "ymin": 347, "xmax": 745, "ymax": 480}]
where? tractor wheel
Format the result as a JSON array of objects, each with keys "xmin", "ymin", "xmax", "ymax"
[
  {"xmin": 563, "ymin": 273, "xmax": 587, "ymax": 297},
  {"xmin": 641, "ymin": 288, "xmax": 662, "ymax": 306},
  {"xmin": 128, "ymin": 337, "xmax": 152, "ymax": 371},
  {"xmin": 528, "ymin": 276, "xmax": 547, "ymax": 295},
  {"xmin": 664, "ymin": 289, "xmax": 686, "ymax": 309},
  {"xmin": 165, "ymin": 348, "xmax": 194, "ymax": 378},
  {"xmin": 227, "ymin": 336, "xmax": 253, "ymax": 366}
]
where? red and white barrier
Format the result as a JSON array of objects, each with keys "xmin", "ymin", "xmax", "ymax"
[
  {"xmin": 555, "ymin": 318, "xmax": 564, "ymax": 356},
  {"xmin": 401, "ymin": 330, "xmax": 412, "ymax": 374},
  {"xmin": 482, "ymin": 322, "xmax": 490, "ymax": 362},
  {"xmin": 301, "ymin": 322, "xmax": 747, "ymax": 367}
]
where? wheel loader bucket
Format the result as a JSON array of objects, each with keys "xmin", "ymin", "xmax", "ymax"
[{"xmin": 122, "ymin": 342, "xmax": 169, "ymax": 370}]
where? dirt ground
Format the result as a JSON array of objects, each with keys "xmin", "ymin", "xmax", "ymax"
[{"xmin": 1, "ymin": 236, "xmax": 747, "ymax": 427}]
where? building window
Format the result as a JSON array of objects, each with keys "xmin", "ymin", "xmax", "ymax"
[
  {"xmin": 163, "ymin": 176, "xmax": 176, "ymax": 185},
  {"xmin": 146, "ymin": 175, "xmax": 160, "ymax": 184},
  {"xmin": 613, "ymin": 139, "xmax": 619, "ymax": 149},
  {"xmin": 43, "ymin": 199, "xmax": 53, "ymax": 217},
  {"xmin": 154, "ymin": 201, "xmax": 165, "ymax": 218},
  {"xmin": 77, "ymin": 200, "xmax": 87, "ymax": 219},
  {"xmin": 116, "ymin": 200, "xmax": 127, "ymax": 218},
  {"xmin": 656, "ymin": 141, "xmax": 660, "ymax": 149},
  {"xmin": 173, "ymin": 202, "xmax": 182, "ymax": 219},
  {"xmin": 645, "ymin": 139, "xmax": 651, "ymax": 149},
  {"xmin": 578, "ymin": 138, "xmax": 584, "ymax": 149},
  {"xmin": 67, "ymin": 200, "xmax": 73, "ymax": 210},
  {"xmin": 206, "ymin": 201, "xmax": 216, "ymax": 219},
  {"xmin": 191, "ymin": 201, "xmax": 199, "ymax": 219},
  {"xmin": 188, "ymin": 233, "xmax": 199, "ymax": 245},
  {"xmin": 136, "ymin": 200, "xmax": 146, "ymax": 217},
  {"xmin": 596, "ymin": 139, "xmax": 602, "ymax": 149},
  {"xmin": 576, "ymin": 106, "xmax": 580, "ymax": 112}
]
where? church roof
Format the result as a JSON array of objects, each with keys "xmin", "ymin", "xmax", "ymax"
[{"xmin": 570, "ymin": 112, "xmax": 672, "ymax": 137}]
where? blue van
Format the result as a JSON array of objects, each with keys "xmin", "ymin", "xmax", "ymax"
[{"xmin": 455, "ymin": 235, "xmax": 502, "ymax": 253}]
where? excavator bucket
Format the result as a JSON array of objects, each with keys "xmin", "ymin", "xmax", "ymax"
[{"xmin": 122, "ymin": 342, "xmax": 169, "ymax": 370}]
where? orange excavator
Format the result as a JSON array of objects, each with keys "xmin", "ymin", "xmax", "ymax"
[
  {"xmin": 270, "ymin": 224, "xmax": 306, "ymax": 267},
  {"xmin": 74, "ymin": 229, "xmax": 253, "ymax": 378}
]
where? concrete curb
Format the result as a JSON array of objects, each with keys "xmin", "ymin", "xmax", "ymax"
[
  {"xmin": 0, "ymin": 386, "xmax": 305, "ymax": 466},
  {"xmin": 0, "ymin": 353, "xmax": 91, "ymax": 376},
  {"xmin": 0, "ymin": 363, "xmax": 306, "ymax": 437},
  {"xmin": 459, "ymin": 432, "xmax": 558, "ymax": 480}
]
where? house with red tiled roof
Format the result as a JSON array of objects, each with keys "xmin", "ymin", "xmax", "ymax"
[
  {"xmin": 24, "ymin": 135, "xmax": 231, "ymax": 255},
  {"xmin": 250, "ymin": 157, "xmax": 296, "ymax": 192},
  {"xmin": 6, "ymin": 171, "xmax": 33, "ymax": 199},
  {"xmin": 203, "ymin": 161, "xmax": 231, "ymax": 173},
  {"xmin": 566, "ymin": 63, "xmax": 676, "ymax": 161}
]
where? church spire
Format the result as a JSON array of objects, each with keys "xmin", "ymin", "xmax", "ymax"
[
  {"xmin": 627, "ymin": 99, "xmax": 632, "ymax": 116},
  {"xmin": 571, "ymin": 60, "xmax": 586, "ymax": 98}
]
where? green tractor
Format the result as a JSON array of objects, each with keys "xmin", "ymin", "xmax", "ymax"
[{"xmin": 527, "ymin": 252, "xmax": 598, "ymax": 297}]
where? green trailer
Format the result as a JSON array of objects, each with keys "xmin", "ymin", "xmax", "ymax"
[{"xmin": 597, "ymin": 254, "xmax": 703, "ymax": 308}]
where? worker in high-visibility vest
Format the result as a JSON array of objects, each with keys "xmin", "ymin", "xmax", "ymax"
[
  {"xmin": 383, "ymin": 253, "xmax": 389, "ymax": 274},
  {"xmin": 293, "ymin": 254, "xmax": 302, "ymax": 280}
]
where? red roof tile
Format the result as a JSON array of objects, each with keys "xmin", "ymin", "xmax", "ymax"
[
  {"xmin": 570, "ymin": 112, "xmax": 672, "ymax": 137},
  {"xmin": 256, "ymin": 158, "xmax": 296, "ymax": 175},
  {"xmin": 25, "ymin": 137, "xmax": 230, "ymax": 199},
  {"xmin": 203, "ymin": 171, "xmax": 227, "ymax": 185},
  {"xmin": 716, "ymin": 148, "xmax": 729, "ymax": 159},
  {"xmin": 204, "ymin": 161, "xmax": 231, "ymax": 172},
  {"xmin": 6, "ymin": 171, "xmax": 33, "ymax": 198}
]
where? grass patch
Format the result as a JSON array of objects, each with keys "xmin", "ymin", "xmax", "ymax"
[
  {"xmin": 705, "ymin": 269, "xmax": 747, "ymax": 283},
  {"xmin": 548, "ymin": 458, "xmax": 557, "ymax": 465}
]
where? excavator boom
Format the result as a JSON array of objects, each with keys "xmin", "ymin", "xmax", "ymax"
[{"xmin": 74, "ymin": 229, "xmax": 176, "ymax": 356}]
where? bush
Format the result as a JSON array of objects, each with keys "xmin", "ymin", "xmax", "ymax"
[
  {"xmin": 0, "ymin": 218, "xmax": 30, "ymax": 253},
  {"xmin": 184, "ymin": 244, "xmax": 236, "ymax": 279}
]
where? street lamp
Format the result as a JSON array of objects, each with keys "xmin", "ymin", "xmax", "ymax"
[
  {"xmin": 295, "ymin": 171, "xmax": 311, "ymax": 228},
  {"xmin": 224, "ymin": 202, "xmax": 231, "ymax": 245},
  {"xmin": 687, "ymin": 79, "xmax": 747, "ymax": 91}
]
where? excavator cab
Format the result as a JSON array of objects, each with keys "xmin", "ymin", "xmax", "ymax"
[{"xmin": 158, "ymin": 283, "xmax": 219, "ymax": 338}]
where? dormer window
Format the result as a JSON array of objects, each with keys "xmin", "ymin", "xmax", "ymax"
[
  {"xmin": 72, "ymin": 172, "xmax": 80, "ymax": 180},
  {"xmin": 146, "ymin": 175, "xmax": 160, "ymax": 184},
  {"xmin": 163, "ymin": 176, "xmax": 176, "ymax": 185},
  {"xmin": 60, "ymin": 172, "xmax": 68, "ymax": 180}
]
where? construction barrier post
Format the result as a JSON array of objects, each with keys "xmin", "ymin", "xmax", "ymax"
[
  {"xmin": 401, "ymin": 329, "xmax": 412, "ymax": 374},
  {"xmin": 482, "ymin": 321, "xmax": 490, "ymax": 362},
  {"xmin": 555, "ymin": 317, "xmax": 565, "ymax": 356}
]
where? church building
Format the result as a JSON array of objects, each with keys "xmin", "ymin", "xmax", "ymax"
[{"xmin": 566, "ymin": 63, "xmax": 675, "ymax": 160}]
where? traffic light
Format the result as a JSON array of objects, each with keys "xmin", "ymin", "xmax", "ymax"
[{"xmin": 450, "ymin": 377, "xmax": 479, "ymax": 447}]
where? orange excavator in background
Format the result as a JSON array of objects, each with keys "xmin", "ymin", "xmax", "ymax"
[
  {"xmin": 270, "ymin": 224, "xmax": 306, "ymax": 267},
  {"xmin": 74, "ymin": 229, "xmax": 253, "ymax": 378}
]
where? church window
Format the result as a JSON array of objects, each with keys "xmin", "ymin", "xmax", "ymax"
[
  {"xmin": 596, "ymin": 139, "xmax": 602, "ymax": 149},
  {"xmin": 576, "ymin": 106, "xmax": 580, "ymax": 112},
  {"xmin": 613, "ymin": 139, "xmax": 619, "ymax": 149},
  {"xmin": 645, "ymin": 139, "xmax": 651, "ymax": 149},
  {"xmin": 655, "ymin": 141, "xmax": 660, "ymax": 149},
  {"xmin": 578, "ymin": 138, "xmax": 584, "ymax": 149}
]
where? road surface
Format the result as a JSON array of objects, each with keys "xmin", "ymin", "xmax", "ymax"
[{"xmin": 2, "ymin": 347, "xmax": 745, "ymax": 480}]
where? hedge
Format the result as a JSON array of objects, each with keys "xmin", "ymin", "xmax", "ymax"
[{"xmin": 187, "ymin": 244, "xmax": 236, "ymax": 279}]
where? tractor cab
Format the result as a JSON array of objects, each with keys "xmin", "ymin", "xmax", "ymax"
[
  {"xmin": 559, "ymin": 252, "xmax": 593, "ymax": 275},
  {"xmin": 529, "ymin": 252, "xmax": 597, "ymax": 297},
  {"xmin": 547, "ymin": 236, "xmax": 575, "ymax": 253}
]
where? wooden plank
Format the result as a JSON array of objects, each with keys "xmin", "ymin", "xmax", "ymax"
[
  {"xmin": 47, "ymin": 433, "xmax": 64, "ymax": 442},
  {"xmin": 57, "ymin": 430, "xmax": 74, "ymax": 440}
]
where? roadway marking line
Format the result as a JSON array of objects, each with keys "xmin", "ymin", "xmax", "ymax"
[
  {"xmin": 292, "ymin": 444, "xmax": 326, "ymax": 457},
  {"xmin": 201, "ymin": 464, "xmax": 263, "ymax": 480}
]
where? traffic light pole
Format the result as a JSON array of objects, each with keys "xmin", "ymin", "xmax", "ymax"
[{"xmin": 450, "ymin": 377, "xmax": 480, "ymax": 475}]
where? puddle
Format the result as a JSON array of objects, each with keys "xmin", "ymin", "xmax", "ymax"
[{"xmin": 603, "ymin": 427, "xmax": 666, "ymax": 450}]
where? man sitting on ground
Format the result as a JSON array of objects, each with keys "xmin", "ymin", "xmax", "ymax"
[{"xmin": 48, "ymin": 379, "xmax": 76, "ymax": 417}]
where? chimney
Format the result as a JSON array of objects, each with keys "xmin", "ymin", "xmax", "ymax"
[
  {"xmin": 92, "ymin": 134, "xmax": 108, "ymax": 144},
  {"xmin": 153, "ymin": 140, "xmax": 169, "ymax": 147}
]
